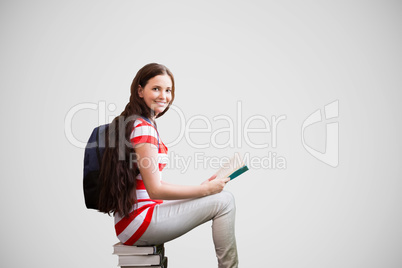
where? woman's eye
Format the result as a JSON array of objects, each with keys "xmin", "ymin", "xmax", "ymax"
[
  {"xmin": 153, "ymin": 88, "xmax": 159, "ymax": 91},
  {"xmin": 166, "ymin": 89, "xmax": 172, "ymax": 93}
]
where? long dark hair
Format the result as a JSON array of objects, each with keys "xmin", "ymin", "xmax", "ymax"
[{"xmin": 98, "ymin": 63, "xmax": 175, "ymax": 217}]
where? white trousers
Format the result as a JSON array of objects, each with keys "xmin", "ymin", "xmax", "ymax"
[{"xmin": 134, "ymin": 191, "xmax": 239, "ymax": 268}]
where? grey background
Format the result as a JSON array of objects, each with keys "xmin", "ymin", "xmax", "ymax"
[{"xmin": 1, "ymin": 0, "xmax": 401, "ymax": 267}]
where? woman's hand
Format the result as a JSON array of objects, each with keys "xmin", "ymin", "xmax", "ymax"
[{"xmin": 201, "ymin": 174, "xmax": 230, "ymax": 196}]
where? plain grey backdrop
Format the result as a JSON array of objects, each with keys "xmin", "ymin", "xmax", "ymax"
[{"xmin": 1, "ymin": 0, "xmax": 401, "ymax": 267}]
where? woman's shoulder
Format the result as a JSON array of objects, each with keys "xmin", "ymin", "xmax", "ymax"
[
  {"xmin": 131, "ymin": 120, "xmax": 158, "ymax": 146},
  {"xmin": 133, "ymin": 117, "xmax": 151, "ymax": 128},
  {"xmin": 132, "ymin": 117, "xmax": 158, "ymax": 138}
]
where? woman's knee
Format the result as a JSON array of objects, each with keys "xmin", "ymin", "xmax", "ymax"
[{"xmin": 217, "ymin": 191, "xmax": 236, "ymax": 214}]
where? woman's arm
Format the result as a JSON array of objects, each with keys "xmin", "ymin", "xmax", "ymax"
[{"xmin": 134, "ymin": 143, "xmax": 229, "ymax": 200}]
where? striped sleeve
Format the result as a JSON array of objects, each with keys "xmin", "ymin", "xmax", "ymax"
[{"xmin": 130, "ymin": 118, "xmax": 158, "ymax": 147}]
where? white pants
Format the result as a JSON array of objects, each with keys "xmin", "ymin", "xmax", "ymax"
[{"xmin": 134, "ymin": 191, "xmax": 239, "ymax": 268}]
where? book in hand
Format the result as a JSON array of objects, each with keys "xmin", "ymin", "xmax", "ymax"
[
  {"xmin": 214, "ymin": 153, "xmax": 249, "ymax": 181},
  {"xmin": 120, "ymin": 257, "xmax": 168, "ymax": 268},
  {"xmin": 113, "ymin": 242, "xmax": 164, "ymax": 255}
]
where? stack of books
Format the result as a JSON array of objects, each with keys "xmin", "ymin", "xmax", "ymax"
[{"xmin": 113, "ymin": 242, "xmax": 168, "ymax": 268}]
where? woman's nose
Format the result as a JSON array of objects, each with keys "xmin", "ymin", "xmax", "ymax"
[{"xmin": 159, "ymin": 90, "xmax": 166, "ymax": 99}]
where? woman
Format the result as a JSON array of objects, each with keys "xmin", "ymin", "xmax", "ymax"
[{"xmin": 98, "ymin": 63, "xmax": 238, "ymax": 268}]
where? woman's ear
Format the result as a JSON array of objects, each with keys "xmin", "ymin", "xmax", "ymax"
[{"xmin": 138, "ymin": 85, "xmax": 143, "ymax": 98}]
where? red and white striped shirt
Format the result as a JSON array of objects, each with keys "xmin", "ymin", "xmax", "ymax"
[{"xmin": 114, "ymin": 117, "xmax": 168, "ymax": 245}]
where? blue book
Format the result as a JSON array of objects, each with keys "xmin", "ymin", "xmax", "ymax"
[
  {"xmin": 228, "ymin": 165, "xmax": 249, "ymax": 180},
  {"xmin": 214, "ymin": 154, "xmax": 249, "ymax": 181}
]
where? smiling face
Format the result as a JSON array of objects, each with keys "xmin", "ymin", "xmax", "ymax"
[{"xmin": 138, "ymin": 74, "xmax": 173, "ymax": 118}]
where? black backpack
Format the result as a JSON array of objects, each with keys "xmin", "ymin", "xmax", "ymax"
[
  {"xmin": 83, "ymin": 124, "xmax": 109, "ymax": 210},
  {"xmin": 83, "ymin": 117, "xmax": 155, "ymax": 210}
]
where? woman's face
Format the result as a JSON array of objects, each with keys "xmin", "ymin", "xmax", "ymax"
[{"xmin": 138, "ymin": 74, "xmax": 173, "ymax": 117}]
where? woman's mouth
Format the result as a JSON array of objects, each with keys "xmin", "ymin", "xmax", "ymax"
[{"xmin": 155, "ymin": 101, "xmax": 166, "ymax": 106}]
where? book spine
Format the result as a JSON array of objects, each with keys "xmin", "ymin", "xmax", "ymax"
[{"xmin": 229, "ymin": 165, "xmax": 249, "ymax": 180}]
